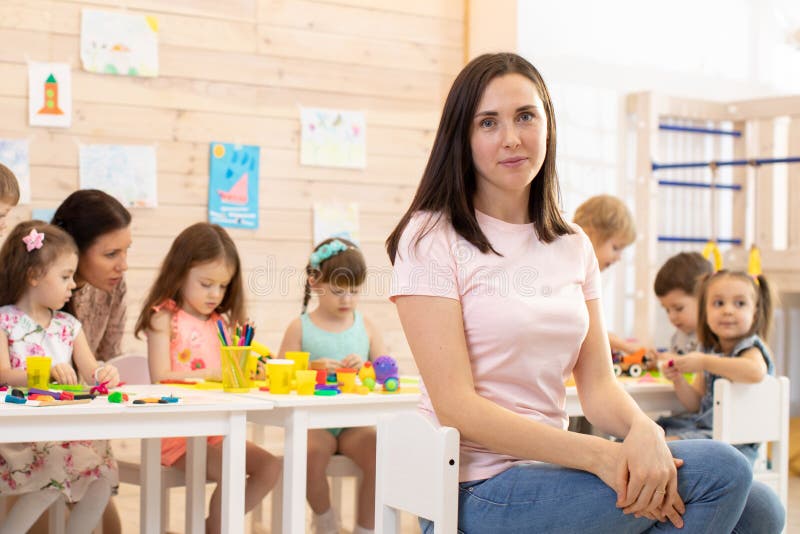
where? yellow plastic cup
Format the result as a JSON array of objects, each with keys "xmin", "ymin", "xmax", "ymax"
[
  {"xmin": 285, "ymin": 351, "xmax": 310, "ymax": 373},
  {"xmin": 295, "ymin": 370, "xmax": 317, "ymax": 396},
  {"xmin": 221, "ymin": 346, "xmax": 254, "ymax": 393},
  {"xmin": 26, "ymin": 356, "xmax": 51, "ymax": 389},
  {"xmin": 267, "ymin": 359, "xmax": 294, "ymax": 394},
  {"xmin": 245, "ymin": 353, "xmax": 260, "ymax": 382},
  {"xmin": 336, "ymin": 368, "xmax": 357, "ymax": 393}
]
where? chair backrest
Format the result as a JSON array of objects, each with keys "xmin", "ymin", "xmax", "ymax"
[
  {"xmin": 106, "ymin": 353, "xmax": 152, "ymax": 384},
  {"xmin": 375, "ymin": 412, "xmax": 460, "ymax": 534},
  {"xmin": 712, "ymin": 375, "xmax": 790, "ymax": 509}
]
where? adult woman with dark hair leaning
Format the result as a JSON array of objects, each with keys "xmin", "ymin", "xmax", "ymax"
[
  {"xmin": 387, "ymin": 53, "xmax": 784, "ymax": 533},
  {"xmin": 52, "ymin": 189, "xmax": 132, "ymax": 534},
  {"xmin": 53, "ymin": 189, "xmax": 132, "ymax": 362}
]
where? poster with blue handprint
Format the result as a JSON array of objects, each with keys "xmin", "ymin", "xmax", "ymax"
[{"xmin": 208, "ymin": 142, "xmax": 259, "ymax": 229}]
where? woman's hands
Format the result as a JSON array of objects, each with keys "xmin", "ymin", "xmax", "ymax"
[{"xmin": 594, "ymin": 416, "xmax": 685, "ymax": 528}]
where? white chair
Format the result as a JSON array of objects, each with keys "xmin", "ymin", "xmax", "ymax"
[
  {"xmin": 110, "ymin": 353, "xmax": 217, "ymax": 533},
  {"xmin": 106, "ymin": 353, "xmax": 152, "ymax": 384},
  {"xmin": 712, "ymin": 376, "xmax": 790, "ymax": 510},
  {"xmin": 375, "ymin": 412, "xmax": 460, "ymax": 534}
]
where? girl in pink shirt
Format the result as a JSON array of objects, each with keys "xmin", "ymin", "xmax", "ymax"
[
  {"xmin": 135, "ymin": 223, "xmax": 281, "ymax": 534},
  {"xmin": 387, "ymin": 53, "xmax": 783, "ymax": 533}
]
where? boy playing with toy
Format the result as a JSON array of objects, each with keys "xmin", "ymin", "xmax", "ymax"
[{"xmin": 653, "ymin": 251, "xmax": 713, "ymax": 359}]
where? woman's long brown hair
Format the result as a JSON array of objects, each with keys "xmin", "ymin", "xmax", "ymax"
[{"xmin": 386, "ymin": 52, "xmax": 572, "ymax": 264}]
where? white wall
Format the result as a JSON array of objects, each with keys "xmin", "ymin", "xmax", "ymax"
[{"xmin": 517, "ymin": 0, "xmax": 800, "ymax": 341}]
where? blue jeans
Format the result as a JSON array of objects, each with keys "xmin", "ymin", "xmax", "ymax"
[
  {"xmin": 733, "ymin": 480, "xmax": 785, "ymax": 534},
  {"xmin": 421, "ymin": 440, "xmax": 780, "ymax": 533}
]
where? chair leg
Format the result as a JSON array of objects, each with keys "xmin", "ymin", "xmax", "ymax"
[
  {"xmin": 161, "ymin": 485, "xmax": 170, "ymax": 533},
  {"xmin": 354, "ymin": 473, "xmax": 362, "ymax": 527},
  {"xmin": 377, "ymin": 505, "xmax": 400, "ymax": 534},
  {"xmin": 330, "ymin": 476, "xmax": 344, "ymax": 522}
]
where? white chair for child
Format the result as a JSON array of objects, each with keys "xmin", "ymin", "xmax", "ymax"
[
  {"xmin": 105, "ymin": 353, "xmax": 152, "ymax": 384},
  {"xmin": 110, "ymin": 353, "xmax": 218, "ymax": 533},
  {"xmin": 375, "ymin": 412, "xmax": 460, "ymax": 534},
  {"xmin": 712, "ymin": 375, "xmax": 790, "ymax": 510}
]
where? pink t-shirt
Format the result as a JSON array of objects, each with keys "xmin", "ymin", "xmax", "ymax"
[{"xmin": 390, "ymin": 210, "xmax": 601, "ymax": 481}]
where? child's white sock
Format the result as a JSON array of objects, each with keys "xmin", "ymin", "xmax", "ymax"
[
  {"xmin": 311, "ymin": 507, "xmax": 339, "ymax": 534},
  {"xmin": 0, "ymin": 488, "xmax": 61, "ymax": 534},
  {"xmin": 353, "ymin": 526, "xmax": 374, "ymax": 534},
  {"xmin": 66, "ymin": 477, "xmax": 112, "ymax": 534}
]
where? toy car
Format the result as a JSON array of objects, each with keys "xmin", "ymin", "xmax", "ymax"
[{"xmin": 612, "ymin": 348, "xmax": 651, "ymax": 378}]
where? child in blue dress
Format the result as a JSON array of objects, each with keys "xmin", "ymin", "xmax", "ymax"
[{"xmin": 278, "ymin": 237, "xmax": 385, "ymax": 534}]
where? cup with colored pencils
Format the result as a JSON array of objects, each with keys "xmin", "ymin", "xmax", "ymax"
[{"xmin": 217, "ymin": 319, "xmax": 259, "ymax": 393}]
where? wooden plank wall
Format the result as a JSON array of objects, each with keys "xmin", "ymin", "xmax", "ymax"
[{"xmin": 0, "ymin": 0, "xmax": 465, "ymax": 372}]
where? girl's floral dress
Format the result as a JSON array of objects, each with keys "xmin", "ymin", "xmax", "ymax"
[
  {"xmin": 152, "ymin": 299, "xmax": 224, "ymax": 466},
  {"xmin": 0, "ymin": 305, "xmax": 118, "ymax": 502}
]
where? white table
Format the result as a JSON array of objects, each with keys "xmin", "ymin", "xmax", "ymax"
[
  {"xmin": 0, "ymin": 385, "xmax": 274, "ymax": 534},
  {"xmin": 566, "ymin": 380, "xmax": 685, "ymax": 416},
  {"xmin": 243, "ymin": 391, "xmax": 419, "ymax": 534}
]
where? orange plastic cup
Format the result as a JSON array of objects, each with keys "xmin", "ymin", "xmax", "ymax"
[{"xmin": 336, "ymin": 368, "xmax": 357, "ymax": 393}]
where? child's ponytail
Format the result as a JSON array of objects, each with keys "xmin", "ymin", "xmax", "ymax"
[
  {"xmin": 302, "ymin": 278, "xmax": 313, "ymax": 314},
  {"xmin": 753, "ymin": 274, "xmax": 773, "ymax": 340}
]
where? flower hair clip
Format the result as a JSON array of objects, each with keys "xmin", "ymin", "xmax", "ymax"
[
  {"xmin": 22, "ymin": 228, "xmax": 45, "ymax": 252},
  {"xmin": 310, "ymin": 239, "xmax": 350, "ymax": 269}
]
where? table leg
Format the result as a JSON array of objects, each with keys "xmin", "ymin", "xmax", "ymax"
[
  {"xmin": 283, "ymin": 410, "xmax": 309, "ymax": 534},
  {"xmin": 185, "ymin": 436, "xmax": 207, "ymax": 534},
  {"xmin": 220, "ymin": 412, "xmax": 247, "ymax": 534},
  {"xmin": 140, "ymin": 438, "xmax": 162, "ymax": 534}
]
